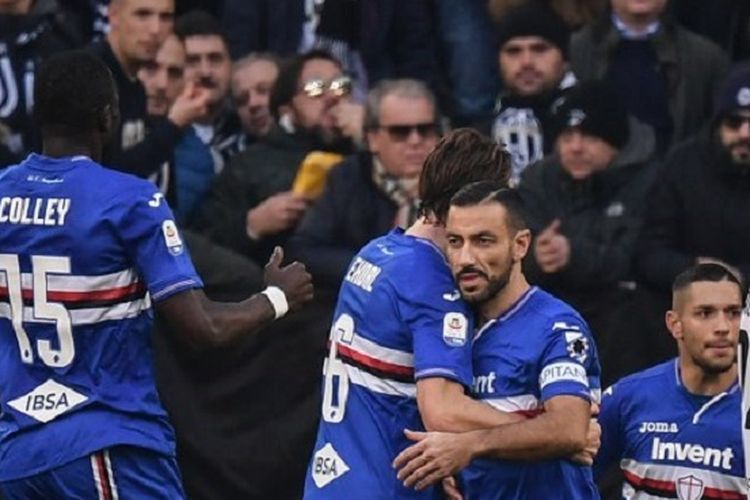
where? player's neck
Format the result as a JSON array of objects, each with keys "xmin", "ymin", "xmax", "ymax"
[
  {"xmin": 42, "ymin": 136, "xmax": 101, "ymax": 162},
  {"xmin": 406, "ymin": 218, "xmax": 446, "ymax": 251},
  {"xmin": 679, "ymin": 358, "xmax": 738, "ymax": 396},
  {"xmin": 480, "ymin": 267, "xmax": 530, "ymax": 321}
]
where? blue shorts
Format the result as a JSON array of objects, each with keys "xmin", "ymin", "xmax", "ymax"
[{"xmin": 0, "ymin": 446, "xmax": 185, "ymax": 499}]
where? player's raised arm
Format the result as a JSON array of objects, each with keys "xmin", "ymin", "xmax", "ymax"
[{"xmin": 156, "ymin": 247, "xmax": 313, "ymax": 347}]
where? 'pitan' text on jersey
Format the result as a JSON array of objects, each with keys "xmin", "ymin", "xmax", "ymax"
[
  {"xmin": 0, "ymin": 154, "xmax": 202, "ymax": 480},
  {"xmin": 595, "ymin": 359, "xmax": 746, "ymax": 499},
  {"xmin": 463, "ymin": 287, "xmax": 601, "ymax": 500},
  {"xmin": 303, "ymin": 228, "xmax": 473, "ymax": 500}
]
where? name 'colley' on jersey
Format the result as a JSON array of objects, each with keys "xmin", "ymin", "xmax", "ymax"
[{"xmin": 0, "ymin": 197, "xmax": 71, "ymax": 226}]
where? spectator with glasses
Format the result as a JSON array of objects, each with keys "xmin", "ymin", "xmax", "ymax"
[
  {"xmin": 193, "ymin": 50, "xmax": 357, "ymax": 267},
  {"xmin": 626, "ymin": 64, "xmax": 750, "ymax": 383},
  {"xmin": 288, "ymin": 79, "xmax": 441, "ymax": 289}
]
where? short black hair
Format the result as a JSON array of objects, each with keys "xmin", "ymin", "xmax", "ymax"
[
  {"xmin": 672, "ymin": 262, "xmax": 744, "ymax": 297},
  {"xmin": 418, "ymin": 129, "xmax": 511, "ymax": 223},
  {"xmin": 450, "ymin": 181, "xmax": 527, "ymax": 231},
  {"xmin": 269, "ymin": 49, "xmax": 342, "ymax": 118},
  {"xmin": 33, "ymin": 50, "xmax": 117, "ymax": 135},
  {"xmin": 175, "ymin": 10, "xmax": 226, "ymax": 42}
]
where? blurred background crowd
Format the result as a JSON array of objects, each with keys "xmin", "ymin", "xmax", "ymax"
[{"xmin": 1, "ymin": 0, "xmax": 749, "ymax": 498}]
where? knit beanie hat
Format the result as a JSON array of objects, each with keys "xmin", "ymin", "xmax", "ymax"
[
  {"xmin": 550, "ymin": 81, "xmax": 630, "ymax": 149},
  {"xmin": 495, "ymin": 1, "xmax": 570, "ymax": 59},
  {"xmin": 714, "ymin": 63, "xmax": 750, "ymax": 119}
]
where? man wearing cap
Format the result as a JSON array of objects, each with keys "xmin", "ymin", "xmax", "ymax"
[
  {"xmin": 637, "ymin": 64, "xmax": 750, "ymax": 297},
  {"xmin": 480, "ymin": 1, "xmax": 575, "ymax": 186},
  {"xmin": 518, "ymin": 80, "xmax": 657, "ymax": 386}
]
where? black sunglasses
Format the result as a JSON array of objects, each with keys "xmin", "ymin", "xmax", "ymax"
[
  {"xmin": 723, "ymin": 114, "xmax": 750, "ymax": 130},
  {"xmin": 377, "ymin": 122, "xmax": 440, "ymax": 141}
]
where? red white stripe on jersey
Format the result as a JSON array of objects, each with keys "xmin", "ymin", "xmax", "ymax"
[
  {"xmin": 621, "ymin": 458, "xmax": 746, "ymax": 500},
  {"xmin": 0, "ymin": 267, "xmax": 150, "ymax": 325},
  {"xmin": 330, "ymin": 333, "xmax": 415, "ymax": 397},
  {"xmin": 483, "ymin": 394, "xmax": 544, "ymax": 417},
  {"xmin": 91, "ymin": 450, "xmax": 119, "ymax": 500}
]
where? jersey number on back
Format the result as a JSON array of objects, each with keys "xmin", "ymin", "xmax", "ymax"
[
  {"xmin": 0, "ymin": 254, "xmax": 75, "ymax": 368},
  {"xmin": 322, "ymin": 313, "xmax": 355, "ymax": 423}
]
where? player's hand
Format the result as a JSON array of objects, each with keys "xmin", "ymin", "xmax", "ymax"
[
  {"xmin": 263, "ymin": 247, "xmax": 313, "ymax": 311},
  {"xmin": 393, "ymin": 429, "xmax": 475, "ymax": 491},
  {"xmin": 332, "ymin": 101, "xmax": 365, "ymax": 143},
  {"xmin": 246, "ymin": 191, "xmax": 308, "ymax": 239},
  {"xmin": 570, "ymin": 418, "xmax": 601, "ymax": 465},
  {"xmin": 168, "ymin": 82, "xmax": 211, "ymax": 127},
  {"xmin": 442, "ymin": 476, "xmax": 463, "ymax": 500}
]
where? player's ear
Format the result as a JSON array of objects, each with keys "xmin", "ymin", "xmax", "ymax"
[
  {"xmin": 512, "ymin": 229, "xmax": 531, "ymax": 261},
  {"xmin": 665, "ymin": 310, "xmax": 682, "ymax": 340}
]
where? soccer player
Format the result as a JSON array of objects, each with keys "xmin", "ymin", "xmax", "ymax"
[
  {"xmin": 594, "ymin": 262, "xmax": 745, "ymax": 498},
  {"xmin": 0, "ymin": 51, "xmax": 313, "ymax": 499},
  {"xmin": 394, "ymin": 181, "xmax": 601, "ymax": 499},
  {"xmin": 303, "ymin": 129, "xmax": 528, "ymax": 500}
]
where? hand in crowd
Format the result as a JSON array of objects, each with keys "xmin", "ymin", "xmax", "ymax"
[
  {"xmin": 246, "ymin": 191, "xmax": 308, "ymax": 240},
  {"xmin": 263, "ymin": 246, "xmax": 314, "ymax": 312},
  {"xmin": 394, "ymin": 429, "xmax": 475, "ymax": 491},
  {"xmin": 332, "ymin": 101, "xmax": 365, "ymax": 144},
  {"xmin": 534, "ymin": 219, "xmax": 571, "ymax": 273},
  {"xmin": 168, "ymin": 82, "xmax": 212, "ymax": 128}
]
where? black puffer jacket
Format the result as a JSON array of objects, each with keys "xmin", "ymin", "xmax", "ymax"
[
  {"xmin": 518, "ymin": 119, "xmax": 657, "ymax": 312},
  {"xmin": 636, "ymin": 129, "xmax": 750, "ymax": 291}
]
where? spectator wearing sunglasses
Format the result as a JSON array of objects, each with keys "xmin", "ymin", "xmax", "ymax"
[
  {"xmin": 288, "ymin": 79, "xmax": 440, "ymax": 289},
  {"xmin": 193, "ymin": 49, "xmax": 356, "ymax": 267},
  {"xmin": 637, "ymin": 63, "xmax": 750, "ymax": 299}
]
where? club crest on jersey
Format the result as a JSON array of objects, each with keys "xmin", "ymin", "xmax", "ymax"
[
  {"xmin": 565, "ymin": 331, "xmax": 589, "ymax": 363},
  {"xmin": 311, "ymin": 443, "xmax": 350, "ymax": 488},
  {"xmin": 162, "ymin": 220, "xmax": 183, "ymax": 255},
  {"xmin": 443, "ymin": 312, "xmax": 468, "ymax": 347},
  {"xmin": 7, "ymin": 379, "xmax": 88, "ymax": 423},
  {"xmin": 676, "ymin": 474, "xmax": 705, "ymax": 500}
]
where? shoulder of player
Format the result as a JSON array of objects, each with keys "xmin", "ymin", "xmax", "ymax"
[
  {"xmin": 524, "ymin": 289, "xmax": 590, "ymax": 334},
  {"xmin": 604, "ymin": 360, "xmax": 674, "ymax": 400}
]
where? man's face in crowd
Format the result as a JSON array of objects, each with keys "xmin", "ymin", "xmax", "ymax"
[
  {"xmin": 232, "ymin": 59, "xmax": 279, "ymax": 138},
  {"xmin": 367, "ymin": 95, "xmax": 439, "ymax": 182},
  {"xmin": 138, "ymin": 34, "xmax": 185, "ymax": 116},
  {"xmin": 719, "ymin": 110, "xmax": 750, "ymax": 166},
  {"xmin": 289, "ymin": 58, "xmax": 349, "ymax": 145},
  {"xmin": 109, "ymin": 0, "xmax": 174, "ymax": 65},
  {"xmin": 446, "ymin": 203, "xmax": 529, "ymax": 304},
  {"xmin": 611, "ymin": 0, "xmax": 668, "ymax": 20},
  {"xmin": 184, "ymin": 35, "xmax": 231, "ymax": 108},
  {"xmin": 668, "ymin": 280, "xmax": 742, "ymax": 375},
  {"xmin": 499, "ymin": 36, "xmax": 566, "ymax": 97},
  {"xmin": 557, "ymin": 129, "xmax": 618, "ymax": 180},
  {"xmin": 0, "ymin": 0, "xmax": 32, "ymax": 14}
]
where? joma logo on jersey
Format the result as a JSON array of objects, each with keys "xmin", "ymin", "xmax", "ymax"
[
  {"xmin": 639, "ymin": 421, "xmax": 679, "ymax": 433},
  {"xmin": 651, "ymin": 437, "xmax": 733, "ymax": 471},
  {"xmin": 7, "ymin": 379, "xmax": 88, "ymax": 423},
  {"xmin": 311, "ymin": 443, "xmax": 350, "ymax": 488}
]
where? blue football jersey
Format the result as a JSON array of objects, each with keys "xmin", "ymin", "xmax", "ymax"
[
  {"xmin": 303, "ymin": 229, "xmax": 474, "ymax": 500},
  {"xmin": 595, "ymin": 359, "xmax": 746, "ymax": 499},
  {"xmin": 463, "ymin": 286, "xmax": 601, "ymax": 500},
  {"xmin": 0, "ymin": 154, "xmax": 202, "ymax": 480}
]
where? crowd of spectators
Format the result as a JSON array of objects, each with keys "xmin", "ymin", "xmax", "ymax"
[{"xmin": 1, "ymin": 0, "xmax": 750, "ymax": 497}]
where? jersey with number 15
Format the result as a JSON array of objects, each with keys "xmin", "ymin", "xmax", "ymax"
[
  {"xmin": 303, "ymin": 228, "xmax": 474, "ymax": 500},
  {"xmin": 0, "ymin": 154, "xmax": 202, "ymax": 481}
]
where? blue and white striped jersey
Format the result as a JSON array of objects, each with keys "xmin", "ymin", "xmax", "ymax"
[
  {"xmin": 303, "ymin": 228, "xmax": 474, "ymax": 500},
  {"xmin": 0, "ymin": 154, "xmax": 202, "ymax": 480},
  {"xmin": 595, "ymin": 359, "xmax": 746, "ymax": 500},
  {"xmin": 463, "ymin": 286, "xmax": 601, "ymax": 500}
]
